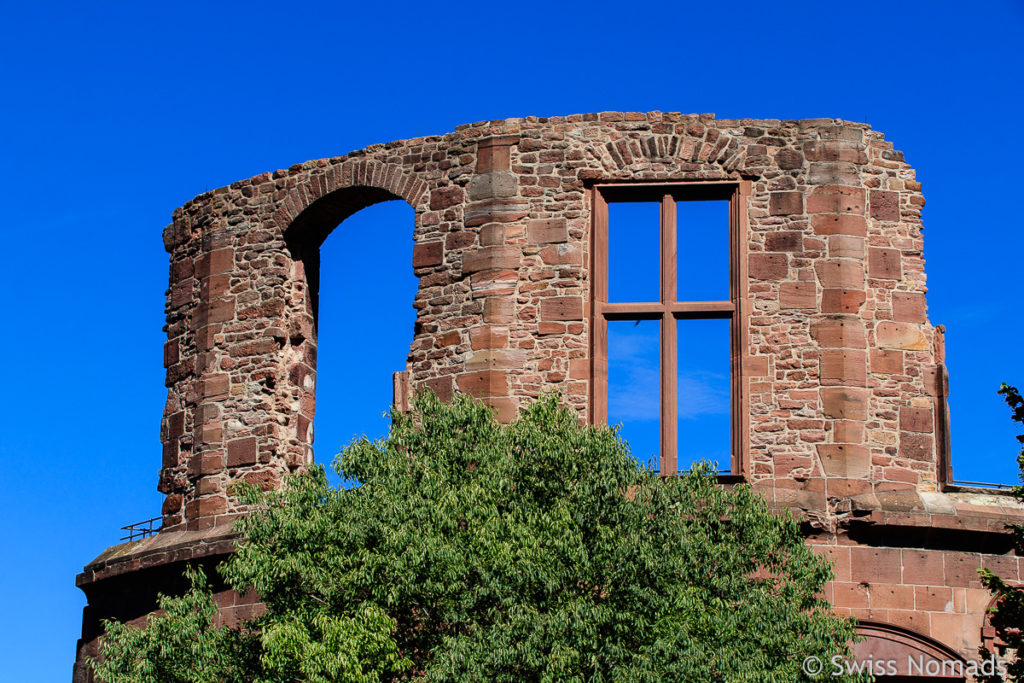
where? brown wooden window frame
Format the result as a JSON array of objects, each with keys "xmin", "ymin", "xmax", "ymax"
[{"xmin": 590, "ymin": 181, "xmax": 750, "ymax": 478}]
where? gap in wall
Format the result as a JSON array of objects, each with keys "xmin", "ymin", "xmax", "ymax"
[{"xmin": 313, "ymin": 200, "xmax": 416, "ymax": 487}]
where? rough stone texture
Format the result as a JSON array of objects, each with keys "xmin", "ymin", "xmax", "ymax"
[{"xmin": 75, "ymin": 113, "xmax": 1024, "ymax": 678}]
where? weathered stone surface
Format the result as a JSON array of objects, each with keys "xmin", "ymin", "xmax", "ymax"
[
  {"xmin": 467, "ymin": 171, "xmax": 517, "ymax": 200},
  {"xmin": 877, "ymin": 322, "xmax": 928, "ymax": 350},
  {"xmin": 85, "ymin": 112, "xmax": 1001, "ymax": 678},
  {"xmin": 817, "ymin": 444, "xmax": 870, "ymax": 478}
]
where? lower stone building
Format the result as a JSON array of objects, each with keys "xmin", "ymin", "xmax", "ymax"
[{"xmin": 75, "ymin": 112, "xmax": 1023, "ymax": 681}]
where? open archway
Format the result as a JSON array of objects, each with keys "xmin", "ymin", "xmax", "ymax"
[
  {"xmin": 282, "ymin": 180, "xmax": 420, "ymax": 474},
  {"xmin": 311, "ymin": 199, "xmax": 416, "ymax": 475}
]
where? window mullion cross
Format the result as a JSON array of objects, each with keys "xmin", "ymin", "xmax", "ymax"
[{"xmin": 660, "ymin": 194, "xmax": 677, "ymax": 477}]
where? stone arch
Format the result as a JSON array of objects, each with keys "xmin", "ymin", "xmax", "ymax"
[
  {"xmin": 582, "ymin": 129, "xmax": 745, "ymax": 175},
  {"xmin": 274, "ymin": 159, "xmax": 428, "ymax": 244},
  {"xmin": 852, "ymin": 621, "xmax": 967, "ymax": 680},
  {"xmin": 275, "ymin": 162, "xmax": 428, "ymax": 466}
]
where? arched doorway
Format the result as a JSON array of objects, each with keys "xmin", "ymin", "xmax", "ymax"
[
  {"xmin": 313, "ymin": 199, "xmax": 416, "ymax": 479},
  {"xmin": 851, "ymin": 622, "xmax": 970, "ymax": 681}
]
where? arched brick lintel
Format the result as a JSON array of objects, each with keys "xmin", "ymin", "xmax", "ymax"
[
  {"xmin": 275, "ymin": 159, "xmax": 428, "ymax": 248},
  {"xmin": 852, "ymin": 621, "xmax": 967, "ymax": 679}
]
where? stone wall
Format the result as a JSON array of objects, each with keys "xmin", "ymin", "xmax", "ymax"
[
  {"xmin": 158, "ymin": 112, "xmax": 943, "ymax": 530},
  {"xmin": 75, "ymin": 113, "xmax": 1024, "ymax": 678}
]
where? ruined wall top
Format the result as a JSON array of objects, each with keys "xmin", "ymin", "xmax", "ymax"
[{"xmin": 154, "ymin": 111, "xmax": 981, "ymax": 536}]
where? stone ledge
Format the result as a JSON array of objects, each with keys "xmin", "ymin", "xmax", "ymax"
[{"xmin": 77, "ymin": 522, "xmax": 239, "ymax": 588}]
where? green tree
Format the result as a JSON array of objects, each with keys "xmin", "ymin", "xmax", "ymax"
[
  {"xmin": 978, "ymin": 383, "xmax": 1024, "ymax": 683},
  {"xmin": 92, "ymin": 393, "xmax": 862, "ymax": 682}
]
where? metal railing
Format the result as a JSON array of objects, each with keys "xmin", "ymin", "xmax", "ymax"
[
  {"xmin": 949, "ymin": 480, "xmax": 1017, "ymax": 491},
  {"xmin": 120, "ymin": 516, "xmax": 162, "ymax": 542}
]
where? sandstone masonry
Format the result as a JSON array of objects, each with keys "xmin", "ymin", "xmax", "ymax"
[{"xmin": 74, "ymin": 113, "xmax": 1024, "ymax": 680}]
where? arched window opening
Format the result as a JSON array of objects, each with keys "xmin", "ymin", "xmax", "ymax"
[{"xmin": 312, "ymin": 200, "xmax": 416, "ymax": 484}]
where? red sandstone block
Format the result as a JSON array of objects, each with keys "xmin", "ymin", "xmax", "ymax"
[
  {"xmin": 569, "ymin": 358, "xmax": 590, "ymax": 380},
  {"xmin": 868, "ymin": 247, "xmax": 902, "ymax": 280},
  {"xmin": 982, "ymin": 555, "xmax": 1020, "ymax": 582},
  {"xmin": 945, "ymin": 552, "xmax": 984, "ymax": 588},
  {"xmin": 892, "ymin": 292, "xmax": 926, "ymax": 323},
  {"xmin": 242, "ymin": 469, "xmax": 280, "ymax": 491},
  {"xmin": 779, "ymin": 281, "xmax": 816, "ymax": 309},
  {"xmin": 821, "ymin": 288, "xmax": 866, "ymax": 314},
  {"xmin": 815, "ymin": 546, "xmax": 852, "ymax": 581},
  {"xmin": 900, "ymin": 406, "xmax": 933, "ymax": 433},
  {"xmin": 462, "ymin": 246, "xmax": 521, "ymax": 274},
  {"xmin": 817, "ymin": 444, "xmax": 870, "ymax": 477},
  {"xmin": 412, "ymin": 242, "xmax": 444, "ymax": 268},
  {"xmin": 810, "ymin": 317, "xmax": 866, "ymax": 348},
  {"xmin": 228, "ymin": 339, "xmax": 279, "ymax": 358},
  {"xmin": 162, "ymin": 441, "xmax": 179, "ymax": 469},
  {"xmin": 815, "ymin": 260, "xmax": 864, "ymax": 289},
  {"xmin": 227, "ymin": 437, "xmax": 258, "ymax": 468},
  {"xmin": 803, "ymin": 140, "xmax": 866, "ymax": 163},
  {"xmin": 902, "ymin": 550, "xmax": 945, "ymax": 586},
  {"xmin": 538, "ymin": 321, "xmax": 565, "ymax": 335},
  {"xmin": 200, "ymin": 274, "xmax": 231, "ymax": 300},
  {"xmin": 820, "ymin": 349, "xmax": 867, "ymax": 386},
  {"xmin": 832, "ymin": 421, "xmax": 864, "ymax": 444},
  {"xmin": 196, "ymin": 248, "xmax": 234, "ymax": 279},
  {"xmin": 171, "ymin": 257, "xmax": 193, "ymax": 281},
  {"xmin": 821, "ymin": 387, "xmax": 869, "ymax": 420},
  {"xmin": 479, "ymin": 224, "xmax": 506, "ymax": 246},
  {"xmin": 774, "ymin": 148, "xmax": 804, "ymax": 169},
  {"xmin": 435, "ymin": 331, "xmax": 460, "ymax": 348},
  {"xmin": 464, "ymin": 198, "xmax": 530, "ymax": 227},
  {"xmin": 200, "ymin": 297, "xmax": 235, "ymax": 325},
  {"xmin": 429, "ymin": 186, "xmax": 463, "ymax": 210},
  {"xmin": 765, "ymin": 231, "xmax": 803, "ymax": 252},
  {"xmin": 541, "ymin": 297, "xmax": 583, "ymax": 321},
  {"xmin": 832, "ymin": 582, "xmax": 870, "ymax": 608},
  {"xmin": 825, "ymin": 477, "xmax": 873, "ymax": 498},
  {"xmin": 470, "ymin": 269, "xmax": 518, "ymax": 297},
  {"xmin": 201, "ymin": 374, "xmax": 230, "ymax": 401},
  {"xmin": 870, "ymin": 190, "xmax": 900, "ymax": 221},
  {"xmin": 187, "ymin": 495, "xmax": 227, "ymax": 519},
  {"xmin": 914, "ymin": 585, "xmax": 953, "ymax": 612},
  {"xmin": 540, "ymin": 243, "xmax": 581, "ymax": 266},
  {"xmin": 470, "ymin": 326, "xmax": 508, "ymax": 350},
  {"xmin": 164, "ymin": 341, "xmax": 179, "ymax": 368},
  {"xmin": 483, "ymin": 297, "xmax": 514, "ymax": 323},
  {"xmin": 749, "ymin": 253, "xmax": 788, "ymax": 280},
  {"xmin": 161, "ymin": 493, "xmax": 183, "ymax": 517},
  {"xmin": 422, "ymin": 376, "xmax": 453, "ymax": 402},
  {"xmin": 850, "ymin": 546, "xmax": 902, "ymax": 584},
  {"xmin": 201, "ymin": 424, "xmax": 223, "ymax": 444},
  {"xmin": 170, "ymin": 281, "xmax": 193, "ymax": 309},
  {"xmin": 528, "ymin": 219, "xmax": 568, "ymax": 244},
  {"xmin": 807, "ymin": 186, "xmax": 865, "ymax": 214},
  {"xmin": 743, "ymin": 356, "xmax": 769, "ymax": 377},
  {"xmin": 768, "ymin": 192, "xmax": 803, "ymax": 216},
  {"xmin": 900, "ymin": 432, "xmax": 933, "ymax": 462},
  {"xmin": 456, "ymin": 370, "xmax": 508, "ymax": 398},
  {"xmin": 476, "ymin": 143, "xmax": 512, "ymax": 173},
  {"xmin": 876, "ymin": 322, "xmax": 928, "ymax": 350},
  {"xmin": 483, "ymin": 396, "xmax": 518, "ymax": 423},
  {"xmin": 445, "ymin": 230, "xmax": 475, "ymax": 250},
  {"xmin": 828, "ymin": 235, "xmax": 865, "ymax": 259},
  {"xmin": 872, "ymin": 584, "xmax": 916, "ymax": 611},
  {"xmin": 870, "ymin": 348, "xmax": 903, "ymax": 375},
  {"xmin": 812, "ymin": 214, "xmax": 867, "ymax": 236}
]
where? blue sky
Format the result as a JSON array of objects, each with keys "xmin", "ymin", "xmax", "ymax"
[{"xmin": 1, "ymin": 1, "xmax": 1022, "ymax": 678}]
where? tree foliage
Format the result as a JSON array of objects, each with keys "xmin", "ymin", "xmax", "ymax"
[
  {"xmin": 93, "ymin": 393, "xmax": 861, "ymax": 682},
  {"xmin": 978, "ymin": 383, "xmax": 1024, "ymax": 682}
]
